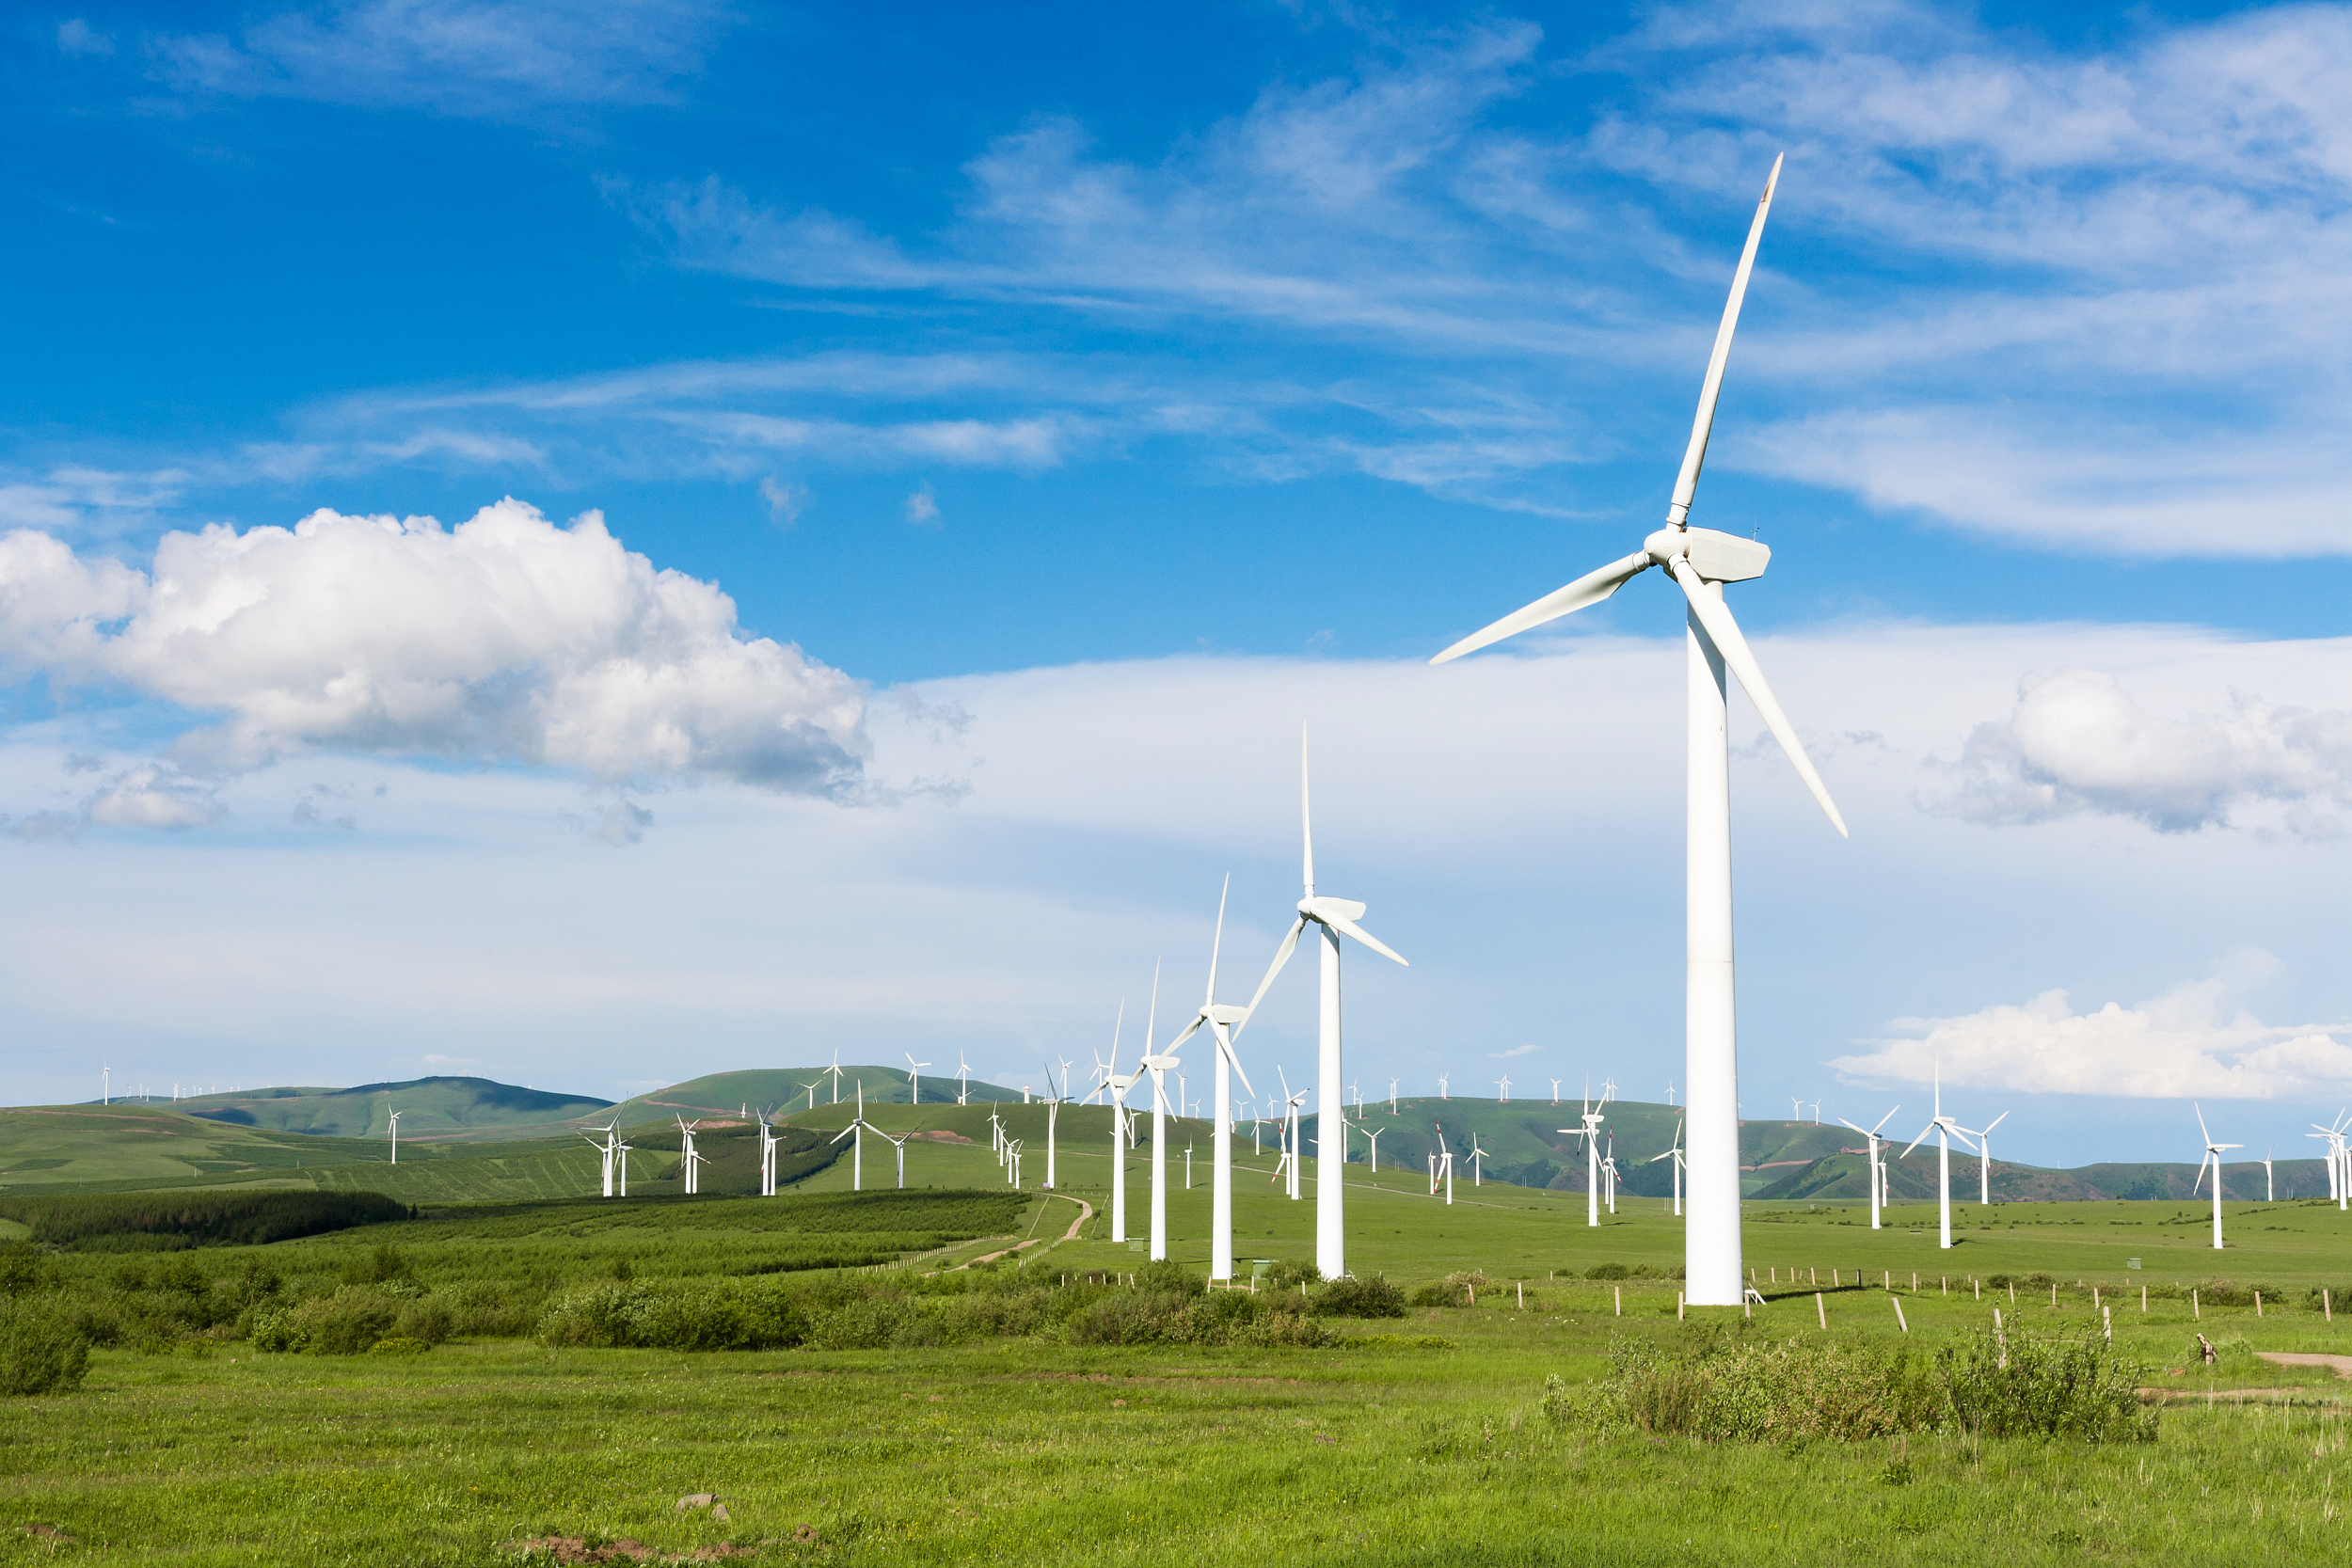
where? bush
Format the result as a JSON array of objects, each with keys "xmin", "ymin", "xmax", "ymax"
[
  {"xmin": 536, "ymin": 1282, "xmax": 809, "ymax": 1352},
  {"xmin": 0, "ymin": 1191, "xmax": 407, "ymax": 1249},
  {"xmin": 1584, "ymin": 1262, "xmax": 1631, "ymax": 1280},
  {"xmin": 1583, "ymin": 1334, "xmax": 1940, "ymax": 1443},
  {"xmin": 1314, "ymin": 1275, "xmax": 1406, "ymax": 1318},
  {"xmin": 1939, "ymin": 1327, "xmax": 2154, "ymax": 1442},
  {"xmin": 341, "ymin": 1244, "xmax": 415, "ymax": 1287},
  {"xmin": 0, "ymin": 1240, "xmax": 51, "ymax": 1297},
  {"xmin": 0, "ymin": 1304, "xmax": 88, "ymax": 1395},
  {"xmin": 1262, "ymin": 1259, "xmax": 1321, "ymax": 1292}
]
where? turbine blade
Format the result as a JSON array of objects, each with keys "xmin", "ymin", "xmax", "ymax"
[
  {"xmin": 2197, "ymin": 1103, "xmax": 2213, "ymax": 1146},
  {"xmin": 1240, "ymin": 917, "xmax": 1308, "ymax": 1024},
  {"xmin": 1899, "ymin": 1126, "xmax": 1934, "ymax": 1159},
  {"xmin": 1324, "ymin": 911, "xmax": 1408, "ymax": 967},
  {"xmin": 1670, "ymin": 557, "xmax": 1848, "ymax": 837},
  {"xmin": 1666, "ymin": 153, "xmax": 1782, "ymax": 528},
  {"xmin": 1872, "ymin": 1106, "xmax": 1899, "ymax": 1134},
  {"xmin": 1213, "ymin": 1021, "xmax": 1255, "ymax": 1100},
  {"xmin": 1428, "ymin": 552, "xmax": 1653, "ymax": 664},
  {"xmin": 1164, "ymin": 1017, "xmax": 1205, "ymax": 1055},
  {"xmin": 1983, "ymin": 1110, "xmax": 2010, "ymax": 1134},
  {"xmin": 1207, "ymin": 873, "xmax": 1229, "ymax": 1002}
]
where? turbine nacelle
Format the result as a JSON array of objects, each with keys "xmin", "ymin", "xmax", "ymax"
[{"xmin": 1642, "ymin": 526, "xmax": 1770, "ymax": 583}]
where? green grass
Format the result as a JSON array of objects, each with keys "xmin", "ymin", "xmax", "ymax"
[{"xmin": 10, "ymin": 1131, "xmax": 2352, "ymax": 1564}]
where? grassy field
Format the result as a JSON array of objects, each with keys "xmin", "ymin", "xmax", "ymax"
[{"xmin": 9, "ymin": 1109, "xmax": 2352, "ymax": 1565}]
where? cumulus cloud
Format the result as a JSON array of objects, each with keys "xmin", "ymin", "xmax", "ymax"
[
  {"xmin": 0, "ymin": 500, "xmax": 867, "ymax": 796},
  {"xmin": 1927, "ymin": 670, "xmax": 2352, "ymax": 836},
  {"xmin": 1832, "ymin": 950, "xmax": 2352, "ymax": 1100},
  {"xmin": 903, "ymin": 483, "xmax": 940, "ymax": 526},
  {"xmin": 85, "ymin": 765, "xmax": 226, "ymax": 830}
]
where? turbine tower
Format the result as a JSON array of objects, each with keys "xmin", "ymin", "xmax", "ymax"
[
  {"xmin": 1647, "ymin": 1117, "xmax": 1685, "ymax": 1217},
  {"xmin": 1244, "ymin": 727, "xmax": 1407, "ymax": 1279},
  {"xmin": 1562, "ymin": 1095, "xmax": 1605, "ymax": 1227},
  {"xmin": 1836, "ymin": 1106, "xmax": 1899, "ymax": 1229},
  {"xmin": 1161, "ymin": 878, "xmax": 1258, "ymax": 1280},
  {"xmin": 2194, "ymin": 1105, "xmax": 2240, "ymax": 1250},
  {"xmin": 1429, "ymin": 154, "xmax": 1845, "ymax": 1305},
  {"xmin": 1957, "ymin": 1109, "xmax": 2010, "ymax": 1205},
  {"xmin": 1899, "ymin": 1070, "xmax": 1976, "ymax": 1250}
]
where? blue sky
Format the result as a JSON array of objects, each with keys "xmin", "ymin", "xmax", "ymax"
[{"xmin": 4, "ymin": 1, "xmax": 2350, "ymax": 1169}]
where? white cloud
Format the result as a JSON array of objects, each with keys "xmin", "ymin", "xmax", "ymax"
[
  {"xmin": 1832, "ymin": 950, "xmax": 2352, "ymax": 1100},
  {"xmin": 903, "ymin": 483, "xmax": 939, "ymax": 526},
  {"xmin": 84, "ymin": 764, "xmax": 225, "ymax": 831},
  {"xmin": 1489, "ymin": 1043, "xmax": 1539, "ymax": 1059},
  {"xmin": 421, "ymin": 1053, "xmax": 475, "ymax": 1067},
  {"xmin": 1928, "ymin": 669, "xmax": 2352, "ymax": 836},
  {"xmin": 0, "ymin": 500, "xmax": 867, "ymax": 795},
  {"xmin": 152, "ymin": 0, "xmax": 731, "ymax": 117},
  {"xmin": 757, "ymin": 476, "xmax": 807, "ymax": 527},
  {"xmin": 56, "ymin": 19, "xmax": 114, "ymax": 57}
]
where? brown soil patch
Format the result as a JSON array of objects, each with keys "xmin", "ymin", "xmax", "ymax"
[{"xmin": 2258, "ymin": 1352, "xmax": 2352, "ymax": 1379}]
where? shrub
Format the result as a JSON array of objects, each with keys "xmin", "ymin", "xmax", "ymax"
[
  {"xmin": 0, "ymin": 1304, "xmax": 88, "ymax": 1395},
  {"xmin": 287, "ymin": 1289, "xmax": 404, "ymax": 1355},
  {"xmin": 0, "ymin": 1191, "xmax": 407, "ymax": 1249},
  {"xmin": 536, "ymin": 1282, "xmax": 808, "ymax": 1352},
  {"xmin": 1262, "ymin": 1259, "xmax": 1321, "ymax": 1292},
  {"xmin": 0, "ymin": 1240, "xmax": 50, "ymax": 1298},
  {"xmin": 1314, "ymin": 1275, "xmax": 1406, "ymax": 1319},
  {"xmin": 1939, "ymin": 1327, "xmax": 2154, "ymax": 1442},
  {"xmin": 1136, "ymin": 1259, "xmax": 1207, "ymax": 1297},
  {"xmin": 341, "ymin": 1244, "xmax": 415, "ymax": 1287},
  {"xmin": 1064, "ymin": 1289, "xmax": 1191, "ymax": 1346},
  {"xmin": 1584, "ymin": 1262, "xmax": 1631, "ymax": 1280},
  {"xmin": 1595, "ymin": 1335, "xmax": 1939, "ymax": 1443}
]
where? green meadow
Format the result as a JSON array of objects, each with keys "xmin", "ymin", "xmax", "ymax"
[{"xmin": 6, "ymin": 1101, "xmax": 2352, "ymax": 1564}]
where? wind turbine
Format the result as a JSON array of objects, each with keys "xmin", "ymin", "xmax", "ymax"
[
  {"xmin": 1899, "ymin": 1070, "xmax": 1977, "ymax": 1250},
  {"xmin": 798, "ymin": 1077, "xmax": 821, "ymax": 1113},
  {"xmin": 675, "ymin": 1117, "xmax": 704, "ymax": 1195},
  {"xmin": 1429, "ymin": 155, "xmax": 1844, "ymax": 1306},
  {"xmin": 956, "ymin": 1052, "xmax": 972, "ymax": 1106},
  {"xmin": 2193, "ymin": 1105, "xmax": 2240, "ymax": 1250},
  {"xmin": 1104, "ymin": 1001, "xmax": 1136, "ymax": 1243},
  {"xmin": 1647, "ymin": 1118, "xmax": 1685, "ymax": 1217},
  {"xmin": 583, "ymin": 1121, "xmax": 621, "ymax": 1197},
  {"xmin": 1038, "ymin": 1060, "xmax": 1064, "ymax": 1190},
  {"xmin": 1242, "ymin": 726, "xmax": 1408, "ymax": 1280},
  {"xmin": 2308, "ymin": 1113, "xmax": 2347, "ymax": 1210},
  {"xmin": 1561, "ymin": 1095, "xmax": 1605, "ymax": 1227},
  {"xmin": 757, "ymin": 1111, "xmax": 781, "ymax": 1196},
  {"xmin": 1389, "ymin": 1078, "xmax": 1399, "ymax": 1115},
  {"xmin": 613, "ymin": 1135, "xmax": 632, "ymax": 1196},
  {"xmin": 1601, "ymin": 1132, "xmax": 1621, "ymax": 1213},
  {"xmin": 387, "ymin": 1109, "xmax": 402, "ymax": 1166},
  {"xmin": 831, "ymin": 1113, "xmax": 864, "ymax": 1192},
  {"xmin": 1438, "ymin": 1074, "xmax": 1450, "ymax": 1101},
  {"xmin": 1274, "ymin": 1068, "xmax": 1309, "ymax": 1200},
  {"xmin": 904, "ymin": 1053, "xmax": 931, "ymax": 1106},
  {"xmin": 1160, "ymin": 879, "xmax": 1259, "ymax": 1280},
  {"xmin": 1957, "ymin": 1110, "xmax": 2009, "ymax": 1205},
  {"xmin": 823, "ymin": 1050, "xmax": 846, "ymax": 1105},
  {"xmin": 2265, "ymin": 1146, "xmax": 2275, "ymax": 1203},
  {"xmin": 1496, "ymin": 1076, "xmax": 1512, "ymax": 1103},
  {"xmin": 1467, "ymin": 1130, "xmax": 1489, "ymax": 1187},
  {"xmin": 1136, "ymin": 962, "xmax": 1180, "ymax": 1262},
  {"xmin": 1836, "ymin": 1106, "xmax": 1899, "ymax": 1229},
  {"xmin": 1362, "ymin": 1123, "xmax": 1384, "ymax": 1174},
  {"xmin": 1549, "ymin": 1079, "xmax": 1562, "ymax": 1105}
]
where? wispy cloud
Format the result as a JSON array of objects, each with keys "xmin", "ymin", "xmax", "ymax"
[{"xmin": 149, "ymin": 0, "xmax": 734, "ymax": 118}]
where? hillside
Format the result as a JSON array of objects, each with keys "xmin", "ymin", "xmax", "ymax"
[
  {"xmin": 177, "ymin": 1076, "xmax": 613, "ymax": 1142},
  {"xmin": 607, "ymin": 1067, "xmax": 1040, "ymax": 1127}
]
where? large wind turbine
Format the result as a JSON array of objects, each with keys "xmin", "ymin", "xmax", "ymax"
[
  {"xmin": 584, "ymin": 1121, "xmax": 622, "ymax": 1197},
  {"xmin": 1161, "ymin": 878, "xmax": 1258, "ymax": 1280},
  {"xmin": 1428, "ymin": 154, "xmax": 1844, "ymax": 1306},
  {"xmin": 1899, "ymin": 1070, "xmax": 1976, "ymax": 1250},
  {"xmin": 1244, "ymin": 727, "xmax": 1408, "ymax": 1280},
  {"xmin": 1561, "ymin": 1096, "xmax": 1605, "ymax": 1227},
  {"xmin": 904, "ymin": 1053, "xmax": 931, "ymax": 1107},
  {"xmin": 1836, "ymin": 1106, "xmax": 1899, "ymax": 1229},
  {"xmin": 2194, "ymin": 1105, "xmax": 2240, "ymax": 1250}
]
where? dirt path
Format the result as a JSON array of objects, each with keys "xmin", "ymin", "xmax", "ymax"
[
  {"xmin": 953, "ymin": 1194, "xmax": 1094, "ymax": 1270},
  {"xmin": 2258, "ymin": 1352, "xmax": 2352, "ymax": 1378}
]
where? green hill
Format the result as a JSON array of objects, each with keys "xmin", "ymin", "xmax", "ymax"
[
  {"xmin": 175, "ymin": 1076, "xmax": 612, "ymax": 1142},
  {"xmin": 607, "ymin": 1067, "xmax": 1039, "ymax": 1128}
]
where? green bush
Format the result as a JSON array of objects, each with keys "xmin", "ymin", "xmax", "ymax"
[
  {"xmin": 248, "ymin": 1288, "xmax": 405, "ymax": 1355},
  {"xmin": 1938, "ymin": 1327, "xmax": 2154, "ymax": 1442},
  {"xmin": 1584, "ymin": 1335, "xmax": 1939, "ymax": 1443},
  {"xmin": 0, "ymin": 1240, "xmax": 51, "ymax": 1297},
  {"xmin": 1583, "ymin": 1261, "xmax": 1631, "ymax": 1280},
  {"xmin": 0, "ymin": 1191, "xmax": 407, "ymax": 1249},
  {"xmin": 536, "ymin": 1282, "xmax": 809, "ymax": 1352},
  {"xmin": 1314, "ymin": 1275, "xmax": 1406, "ymax": 1319},
  {"xmin": 0, "ymin": 1303, "xmax": 88, "ymax": 1395},
  {"xmin": 1261, "ymin": 1259, "xmax": 1321, "ymax": 1292}
]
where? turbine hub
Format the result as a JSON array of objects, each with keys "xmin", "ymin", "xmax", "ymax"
[{"xmin": 1646, "ymin": 526, "xmax": 1772, "ymax": 583}]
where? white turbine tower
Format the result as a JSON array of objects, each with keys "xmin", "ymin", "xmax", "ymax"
[
  {"xmin": 1836, "ymin": 1106, "xmax": 1900, "ymax": 1229},
  {"xmin": 1134, "ymin": 962, "xmax": 1180, "ymax": 1262},
  {"xmin": 2265, "ymin": 1146, "xmax": 2275, "ymax": 1203},
  {"xmin": 1468, "ymin": 1131, "xmax": 1489, "ymax": 1187},
  {"xmin": 1648, "ymin": 1118, "xmax": 1686, "ymax": 1217},
  {"xmin": 956, "ymin": 1052, "xmax": 973, "ymax": 1106},
  {"xmin": 823, "ymin": 1050, "xmax": 846, "ymax": 1105},
  {"xmin": 583, "ymin": 1121, "xmax": 621, "ymax": 1197},
  {"xmin": 1438, "ymin": 1074, "xmax": 1449, "ymax": 1101},
  {"xmin": 904, "ymin": 1053, "xmax": 931, "ymax": 1106},
  {"xmin": 1496, "ymin": 1076, "xmax": 1511, "ymax": 1103},
  {"xmin": 1038, "ymin": 1060, "xmax": 1062, "ymax": 1190},
  {"xmin": 1429, "ymin": 155, "xmax": 1843, "ymax": 1306},
  {"xmin": 1899, "ymin": 1071, "xmax": 1976, "ymax": 1250},
  {"xmin": 1601, "ymin": 1133, "xmax": 1621, "ymax": 1213},
  {"xmin": 675, "ymin": 1117, "xmax": 704, "ymax": 1195},
  {"xmin": 1274, "ymin": 1068, "xmax": 1309, "ymax": 1200},
  {"xmin": 614, "ymin": 1136, "xmax": 632, "ymax": 1196},
  {"xmin": 1161, "ymin": 879, "xmax": 1259, "ymax": 1280},
  {"xmin": 1362, "ymin": 1123, "xmax": 1384, "ymax": 1174},
  {"xmin": 1103, "ymin": 1001, "xmax": 1136, "ymax": 1243},
  {"xmin": 1242, "ymin": 727, "xmax": 1408, "ymax": 1280},
  {"xmin": 757, "ymin": 1111, "xmax": 782, "ymax": 1196},
  {"xmin": 1549, "ymin": 1079, "xmax": 1562, "ymax": 1105},
  {"xmin": 387, "ymin": 1109, "xmax": 402, "ymax": 1165},
  {"xmin": 1562, "ymin": 1096, "xmax": 1605, "ymax": 1227},
  {"xmin": 1957, "ymin": 1109, "xmax": 2010, "ymax": 1205},
  {"xmin": 2194, "ymin": 1105, "xmax": 2240, "ymax": 1250}
]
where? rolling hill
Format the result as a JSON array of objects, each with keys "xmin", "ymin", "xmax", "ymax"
[{"xmin": 176, "ymin": 1076, "xmax": 613, "ymax": 1142}]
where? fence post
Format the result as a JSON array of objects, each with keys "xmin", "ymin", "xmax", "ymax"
[
  {"xmin": 1816, "ymin": 1291, "xmax": 1826, "ymax": 1330},
  {"xmin": 1893, "ymin": 1297, "xmax": 1909, "ymax": 1334}
]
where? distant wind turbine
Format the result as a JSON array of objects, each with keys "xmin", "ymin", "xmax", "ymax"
[
  {"xmin": 1648, "ymin": 1118, "xmax": 1686, "ymax": 1217},
  {"xmin": 904, "ymin": 1053, "xmax": 931, "ymax": 1106},
  {"xmin": 583, "ymin": 1121, "xmax": 622, "ymax": 1197},
  {"xmin": 1241, "ymin": 725, "xmax": 1408, "ymax": 1280},
  {"xmin": 1103, "ymin": 1001, "xmax": 1136, "ymax": 1243},
  {"xmin": 1836, "ymin": 1106, "xmax": 1900, "ymax": 1229},
  {"xmin": 387, "ymin": 1109, "xmax": 402, "ymax": 1166},
  {"xmin": 2193, "ymin": 1105, "xmax": 2240, "ymax": 1251},
  {"xmin": 1563, "ymin": 1093, "xmax": 1605, "ymax": 1227},
  {"xmin": 1899, "ymin": 1069, "xmax": 1977, "ymax": 1250},
  {"xmin": 1957, "ymin": 1109, "xmax": 2009, "ymax": 1205},
  {"xmin": 1160, "ymin": 878, "xmax": 1258, "ymax": 1280}
]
